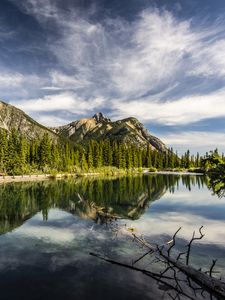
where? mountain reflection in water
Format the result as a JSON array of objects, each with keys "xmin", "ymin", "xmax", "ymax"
[{"xmin": 0, "ymin": 174, "xmax": 206, "ymax": 235}]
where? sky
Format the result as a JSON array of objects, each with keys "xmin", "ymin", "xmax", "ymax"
[{"xmin": 0, "ymin": 0, "xmax": 225, "ymax": 154}]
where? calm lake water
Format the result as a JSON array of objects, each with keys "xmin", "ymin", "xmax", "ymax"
[{"xmin": 0, "ymin": 174, "xmax": 224, "ymax": 300}]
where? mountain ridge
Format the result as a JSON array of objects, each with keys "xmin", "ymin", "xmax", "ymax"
[
  {"xmin": 0, "ymin": 100, "xmax": 167, "ymax": 152},
  {"xmin": 50, "ymin": 111, "xmax": 167, "ymax": 152}
]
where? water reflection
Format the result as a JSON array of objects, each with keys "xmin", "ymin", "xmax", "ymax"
[
  {"xmin": 0, "ymin": 174, "xmax": 206, "ymax": 235},
  {"xmin": 0, "ymin": 174, "xmax": 224, "ymax": 300}
]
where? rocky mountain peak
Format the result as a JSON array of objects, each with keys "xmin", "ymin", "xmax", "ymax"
[
  {"xmin": 52, "ymin": 113, "xmax": 168, "ymax": 152},
  {"xmin": 0, "ymin": 101, "xmax": 167, "ymax": 153},
  {"xmin": 92, "ymin": 112, "xmax": 111, "ymax": 123}
]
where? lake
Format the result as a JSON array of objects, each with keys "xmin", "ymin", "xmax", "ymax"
[{"xmin": 0, "ymin": 174, "xmax": 224, "ymax": 300}]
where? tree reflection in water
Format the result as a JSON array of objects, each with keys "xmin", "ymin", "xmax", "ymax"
[{"xmin": 0, "ymin": 174, "xmax": 207, "ymax": 235}]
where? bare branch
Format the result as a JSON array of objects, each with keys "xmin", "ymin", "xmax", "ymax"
[
  {"xmin": 167, "ymin": 227, "xmax": 182, "ymax": 257},
  {"xmin": 132, "ymin": 249, "xmax": 153, "ymax": 266},
  {"xmin": 176, "ymin": 252, "xmax": 186, "ymax": 261},
  {"xmin": 209, "ymin": 259, "xmax": 217, "ymax": 278},
  {"xmin": 186, "ymin": 226, "xmax": 204, "ymax": 265}
]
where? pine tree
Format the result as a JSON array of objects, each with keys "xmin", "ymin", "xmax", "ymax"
[
  {"xmin": 138, "ymin": 150, "xmax": 142, "ymax": 168},
  {"xmin": 39, "ymin": 133, "xmax": 51, "ymax": 168},
  {"xmin": 0, "ymin": 130, "xmax": 7, "ymax": 173},
  {"xmin": 81, "ymin": 152, "xmax": 88, "ymax": 171},
  {"xmin": 126, "ymin": 147, "xmax": 132, "ymax": 169},
  {"xmin": 87, "ymin": 143, "xmax": 93, "ymax": 169},
  {"xmin": 51, "ymin": 144, "xmax": 60, "ymax": 169},
  {"xmin": 146, "ymin": 145, "xmax": 152, "ymax": 168}
]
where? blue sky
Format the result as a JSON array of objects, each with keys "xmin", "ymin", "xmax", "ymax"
[{"xmin": 0, "ymin": 0, "xmax": 225, "ymax": 154}]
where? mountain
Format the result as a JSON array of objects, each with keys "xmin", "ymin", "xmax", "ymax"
[
  {"xmin": 0, "ymin": 100, "xmax": 167, "ymax": 152},
  {"xmin": 51, "ymin": 112, "xmax": 167, "ymax": 152},
  {"xmin": 0, "ymin": 100, "xmax": 58, "ymax": 140}
]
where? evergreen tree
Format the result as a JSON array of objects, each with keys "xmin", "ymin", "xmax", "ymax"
[
  {"xmin": 87, "ymin": 143, "xmax": 93, "ymax": 169},
  {"xmin": 39, "ymin": 133, "xmax": 51, "ymax": 168},
  {"xmin": 81, "ymin": 152, "xmax": 88, "ymax": 171},
  {"xmin": 146, "ymin": 145, "xmax": 152, "ymax": 168}
]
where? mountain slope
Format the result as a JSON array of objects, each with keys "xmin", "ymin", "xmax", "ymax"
[
  {"xmin": 0, "ymin": 101, "xmax": 167, "ymax": 152},
  {"xmin": 0, "ymin": 100, "xmax": 58, "ymax": 140},
  {"xmin": 51, "ymin": 112, "xmax": 167, "ymax": 152}
]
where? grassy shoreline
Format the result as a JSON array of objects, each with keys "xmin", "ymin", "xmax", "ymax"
[{"xmin": 0, "ymin": 168, "xmax": 205, "ymax": 185}]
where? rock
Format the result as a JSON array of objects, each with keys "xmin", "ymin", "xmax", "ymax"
[
  {"xmin": 92, "ymin": 112, "xmax": 111, "ymax": 123},
  {"xmin": 0, "ymin": 100, "xmax": 58, "ymax": 140},
  {"xmin": 52, "ymin": 113, "xmax": 168, "ymax": 152},
  {"xmin": 0, "ymin": 100, "xmax": 168, "ymax": 152}
]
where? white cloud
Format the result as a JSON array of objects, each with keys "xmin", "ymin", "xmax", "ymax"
[
  {"xmin": 162, "ymin": 131, "xmax": 225, "ymax": 147},
  {"xmin": 132, "ymin": 212, "xmax": 225, "ymax": 246},
  {"xmin": 0, "ymin": 71, "xmax": 46, "ymax": 99},
  {"xmin": 12, "ymin": 0, "xmax": 59, "ymax": 22},
  {"xmin": 0, "ymin": 72, "xmax": 26, "ymax": 88},
  {"xmin": 44, "ymin": 70, "xmax": 91, "ymax": 90},
  {"xmin": 35, "ymin": 114, "xmax": 72, "ymax": 127},
  {"xmin": 44, "ymin": 7, "xmax": 225, "ymax": 101},
  {"xmin": 9, "ymin": 3, "xmax": 225, "ymax": 99},
  {"xmin": 15, "ymin": 92, "xmax": 106, "ymax": 117},
  {"xmin": 112, "ymin": 88, "xmax": 225, "ymax": 125},
  {"xmin": 189, "ymin": 25, "xmax": 225, "ymax": 77},
  {"xmin": 5, "ymin": 1, "xmax": 225, "ymax": 152},
  {"xmin": 107, "ymin": 10, "xmax": 195, "ymax": 98},
  {"xmin": 159, "ymin": 131, "xmax": 225, "ymax": 154},
  {"xmin": 0, "ymin": 69, "xmax": 45, "ymax": 91},
  {"xmin": 46, "ymin": 9, "xmax": 198, "ymax": 100}
]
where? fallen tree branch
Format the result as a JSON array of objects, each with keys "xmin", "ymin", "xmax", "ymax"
[
  {"xmin": 90, "ymin": 252, "xmax": 198, "ymax": 300},
  {"xmin": 91, "ymin": 225, "xmax": 225, "ymax": 299},
  {"xmin": 129, "ymin": 227, "xmax": 225, "ymax": 299}
]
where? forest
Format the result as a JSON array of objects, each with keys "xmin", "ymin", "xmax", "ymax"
[{"xmin": 0, "ymin": 128, "xmax": 222, "ymax": 175}]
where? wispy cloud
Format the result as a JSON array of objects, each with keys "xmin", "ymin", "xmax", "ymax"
[
  {"xmin": 11, "ymin": 0, "xmax": 60, "ymax": 22},
  {"xmin": 16, "ymin": 92, "xmax": 106, "ymax": 115},
  {"xmin": 112, "ymin": 87, "xmax": 225, "ymax": 125},
  {"xmin": 0, "ymin": 72, "xmax": 24, "ymax": 87},
  {"xmin": 42, "ymin": 71, "xmax": 91, "ymax": 91},
  {"xmin": 5, "ymin": 1, "xmax": 225, "ymax": 151},
  {"xmin": 0, "ymin": 71, "xmax": 45, "ymax": 99},
  {"xmin": 12, "ymin": 3, "xmax": 225, "ymax": 112}
]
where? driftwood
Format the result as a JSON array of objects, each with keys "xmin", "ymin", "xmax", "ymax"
[{"xmin": 90, "ymin": 225, "xmax": 225, "ymax": 300}]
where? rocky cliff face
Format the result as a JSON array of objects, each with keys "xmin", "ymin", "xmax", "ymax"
[
  {"xmin": 51, "ymin": 112, "xmax": 167, "ymax": 152},
  {"xmin": 0, "ymin": 100, "xmax": 167, "ymax": 152},
  {"xmin": 0, "ymin": 101, "xmax": 58, "ymax": 140}
]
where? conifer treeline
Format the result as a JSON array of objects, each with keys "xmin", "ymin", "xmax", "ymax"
[{"xmin": 0, "ymin": 129, "xmax": 203, "ymax": 175}]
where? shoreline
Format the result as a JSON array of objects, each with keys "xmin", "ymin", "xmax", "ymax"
[
  {"xmin": 0, "ymin": 170, "xmax": 205, "ymax": 185},
  {"xmin": 0, "ymin": 174, "xmax": 72, "ymax": 185}
]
